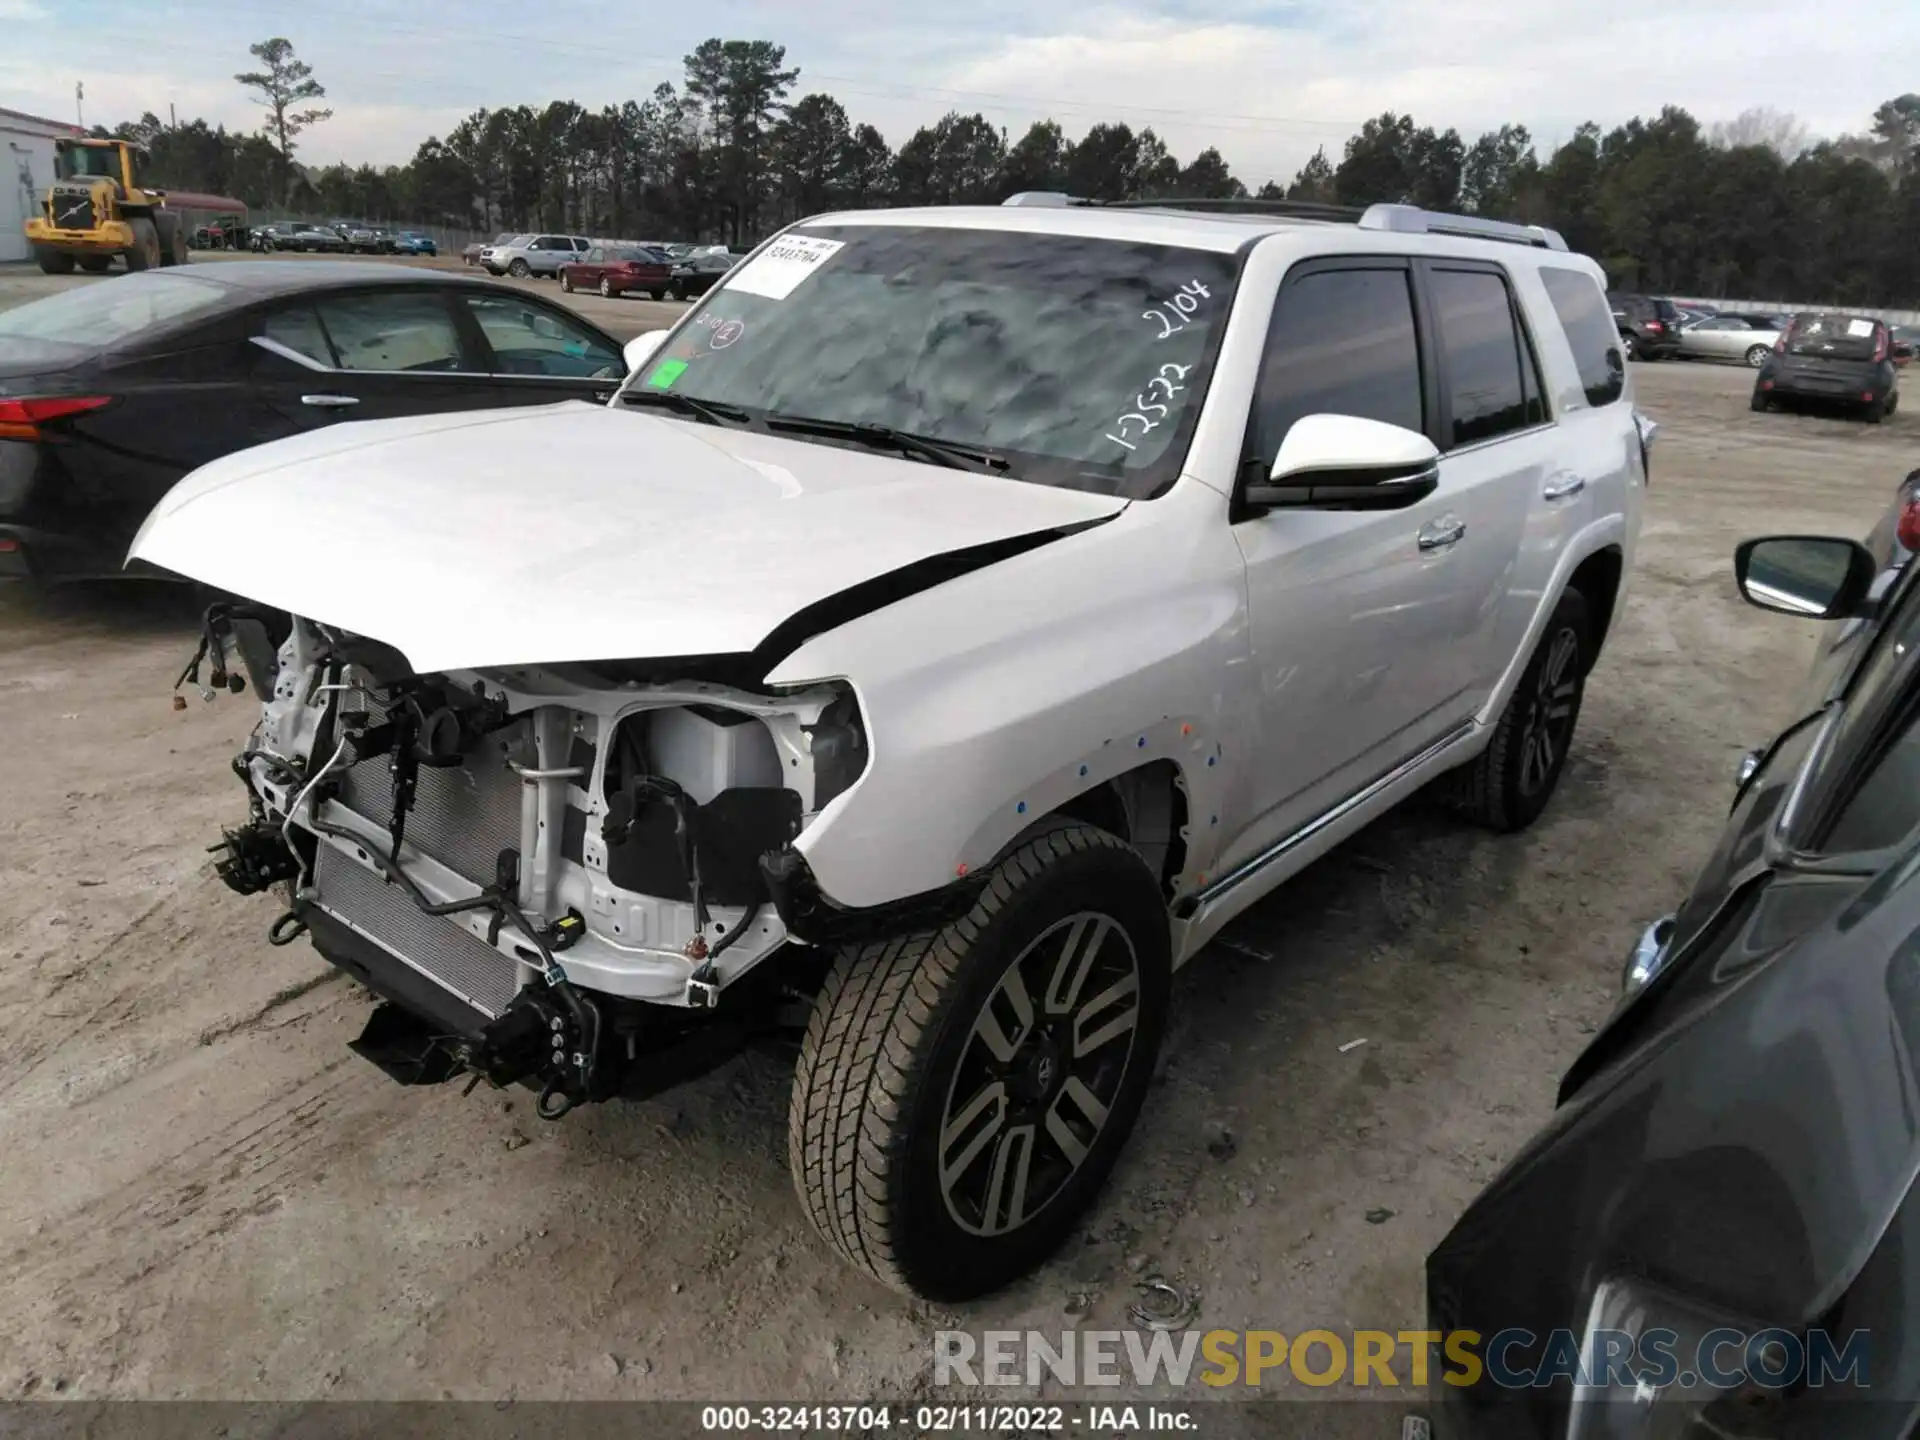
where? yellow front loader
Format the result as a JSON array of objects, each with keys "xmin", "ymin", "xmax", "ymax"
[{"xmin": 24, "ymin": 137, "xmax": 190, "ymax": 275}]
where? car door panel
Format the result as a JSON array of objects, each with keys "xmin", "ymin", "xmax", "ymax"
[
  {"xmin": 1417, "ymin": 259, "xmax": 1559, "ymax": 707},
  {"xmin": 249, "ymin": 290, "xmax": 510, "ymax": 437},
  {"xmin": 1223, "ymin": 257, "xmax": 1474, "ymax": 859}
]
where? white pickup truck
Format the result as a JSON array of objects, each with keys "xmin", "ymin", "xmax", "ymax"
[{"xmin": 134, "ymin": 194, "xmax": 1650, "ymax": 1300}]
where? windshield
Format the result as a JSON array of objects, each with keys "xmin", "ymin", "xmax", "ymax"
[
  {"xmin": 622, "ymin": 223, "xmax": 1241, "ymax": 498},
  {"xmin": 1786, "ymin": 313, "xmax": 1883, "ymax": 361},
  {"xmin": 0, "ymin": 272, "xmax": 226, "ymax": 360},
  {"xmin": 55, "ymin": 143, "xmax": 120, "ymax": 181}
]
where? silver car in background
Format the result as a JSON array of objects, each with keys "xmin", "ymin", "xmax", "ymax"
[
  {"xmin": 1676, "ymin": 312, "xmax": 1788, "ymax": 367},
  {"xmin": 484, "ymin": 233, "xmax": 591, "ymax": 279}
]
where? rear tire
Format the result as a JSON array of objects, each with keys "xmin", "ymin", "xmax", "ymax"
[
  {"xmin": 559, "ymin": 270, "xmax": 573, "ymax": 293},
  {"xmin": 155, "ymin": 213, "xmax": 188, "ymax": 267},
  {"xmin": 125, "ymin": 219, "xmax": 160, "ymax": 271},
  {"xmin": 34, "ymin": 247, "xmax": 75, "ymax": 275},
  {"xmin": 1620, "ymin": 331, "xmax": 1637, "ymax": 360},
  {"xmin": 1865, "ymin": 397, "xmax": 1887, "ymax": 425},
  {"xmin": 600, "ymin": 278, "xmax": 613, "ymax": 298},
  {"xmin": 1745, "ymin": 345, "xmax": 1771, "ymax": 368},
  {"xmin": 1750, "ymin": 389, "xmax": 1772, "ymax": 412},
  {"xmin": 1443, "ymin": 588, "xmax": 1591, "ymax": 833},
  {"xmin": 789, "ymin": 824, "xmax": 1170, "ymax": 1300}
]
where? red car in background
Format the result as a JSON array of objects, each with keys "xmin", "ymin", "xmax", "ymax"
[{"xmin": 558, "ymin": 244, "xmax": 674, "ymax": 299}]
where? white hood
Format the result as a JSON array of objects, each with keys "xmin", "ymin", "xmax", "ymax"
[{"xmin": 130, "ymin": 402, "xmax": 1126, "ymax": 674}]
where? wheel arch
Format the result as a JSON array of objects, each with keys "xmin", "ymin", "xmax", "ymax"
[
  {"xmin": 1476, "ymin": 518, "xmax": 1629, "ymax": 731},
  {"xmin": 1568, "ymin": 544, "xmax": 1624, "ymax": 674},
  {"xmin": 1005, "ymin": 758, "xmax": 1189, "ymax": 901}
]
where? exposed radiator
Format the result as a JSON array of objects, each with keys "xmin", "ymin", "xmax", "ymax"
[
  {"xmin": 312, "ymin": 844, "xmax": 522, "ymax": 1019},
  {"xmin": 335, "ymin": 709, "xmax": 530, "ymax": 886}
]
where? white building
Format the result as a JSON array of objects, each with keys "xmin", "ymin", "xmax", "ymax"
[{"xmin": 1, "ymin": 106, "xmax": 85, "ymax": 264}]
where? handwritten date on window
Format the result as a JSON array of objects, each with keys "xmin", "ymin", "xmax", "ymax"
[
  {"xmin": 1143, "ymin": 279, "xmax": 1212, "ymax": 340},
  {"xmin": 1107, "ymin": 363, "xmax": 1194, "ymax": 453}
]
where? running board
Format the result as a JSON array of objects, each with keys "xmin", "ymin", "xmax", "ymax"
[{"xmin": 1183, "ymin": 719, "xmax": 1479, "ymax": 914}]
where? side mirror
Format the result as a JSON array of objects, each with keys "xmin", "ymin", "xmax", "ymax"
[
  {"xmin": 623, "ymin": 330, "xmax": 668, "ymax": 374},
  {"xmin": 1243, "ymin": 414, "xmax": 1440, "ymax": 512},
  {"xmin": 1734, "ymin": 535, "xmax": 1877, "ymax": 619}
]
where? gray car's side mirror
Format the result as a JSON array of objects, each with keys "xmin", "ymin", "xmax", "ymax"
[
  {"xmin": 1243, "ymin": 413, "xmax": 1441, "ymax": 512},
  {"xmin": 1734, "ymin": 535, "xmax": 1878, "ymax": 619}
]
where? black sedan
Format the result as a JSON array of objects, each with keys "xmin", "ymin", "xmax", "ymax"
[
  {"xmin": 1426, "ymin": 477, "xmax": 1920, "ymax": 1436},
  {"xmin": 1753, "ymin": 311, "xmax": 1905, "ymax": 422},
  {"xmin": 0, "ymin": 262, "xmax": 628, "ymax": 582}
]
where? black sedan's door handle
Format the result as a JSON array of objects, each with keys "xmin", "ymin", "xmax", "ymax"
[{"xmin": 300, "ymin": 393, "xmax": 359, "ymax": 409}]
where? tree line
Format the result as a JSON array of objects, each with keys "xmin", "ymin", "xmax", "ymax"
[{"xmin": 99, "ymin": 37, "xmax": 1920, "ymax": 305}]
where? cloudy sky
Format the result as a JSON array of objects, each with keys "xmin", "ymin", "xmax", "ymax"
[{"xmin": 3, "ymin": 0, "xmax": 1913, "ymax": 186}]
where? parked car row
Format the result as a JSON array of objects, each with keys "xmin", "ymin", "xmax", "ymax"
[
  {"xmin": 463, "ymin": 231, "xmax": 740, "ymax": 299},
  {"xmin": 1608, "ymin": 290, "xmax": 1907, "ymax": 421},
  {"xmin": 247, "ymin": 222, "xmax": 437, "ymax": 257}
]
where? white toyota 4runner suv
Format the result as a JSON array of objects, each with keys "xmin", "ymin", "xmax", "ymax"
[{"xmin": 133, "ymin": 195, "xmax": 1650, "ymax": 1300}]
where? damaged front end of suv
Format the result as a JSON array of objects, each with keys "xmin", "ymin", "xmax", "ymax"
[{"xmin": 191, "ymin": 601, "xmax": 876, "ymax": 1121}]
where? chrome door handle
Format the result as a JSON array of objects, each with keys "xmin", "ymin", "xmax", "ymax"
[
  {"xmin": 1542, "ymin": 473, "xmax": 1587, "ymax": 500},
  {"xmin": 300, "ymin": 393, "xmax": 359, "ymax": 409},
  {"xmin": 1417, "ymin": 515, "xmax": 1466, "ymax": 551}
]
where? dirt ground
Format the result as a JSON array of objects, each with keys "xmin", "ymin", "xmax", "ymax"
[{"xmin": 1, "ymin": 268, "xmax": 1913, "ymax": 1414}]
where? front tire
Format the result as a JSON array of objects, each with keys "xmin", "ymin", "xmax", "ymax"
[
  {"xmin": 1443, "ymin": 588, "xmax": 1590, "ymax": 832},
  {"xmin": 125, "ymin": 218, "xmax": 160, "ymax": 271},
  {"xmin": 789, "ymin": 824, "xmax": 1170, "ymax": 1301},
  {"xmin": 507, "ymin": 258, "xmax": 530, "ymax": 278},
  {"xmin": 34, "ymin": 247, "xmax": 75, "ymax": 275}
]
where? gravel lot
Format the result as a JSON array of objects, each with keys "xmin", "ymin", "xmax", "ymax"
[{"xmin": 1, "ymin": 259, "xmax": 1912, "ymax": 1407}]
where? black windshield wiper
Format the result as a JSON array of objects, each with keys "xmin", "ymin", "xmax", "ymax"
[
  {"xmin": 764, "ymin": 413, "xmax": 1009, "ymax": 473},
  {"xmin": 619, "ymin": 388, "xmax": 751, "ymax": 426}
]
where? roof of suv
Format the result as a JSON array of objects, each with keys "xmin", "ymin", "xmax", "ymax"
[{"xmin": 801, "ymin": 198, "xmax": 1578, "ymax": 265}]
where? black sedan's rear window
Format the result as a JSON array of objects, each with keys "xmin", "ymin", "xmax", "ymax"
[
  {"xmin": 1786, "ymin": 313, "xmax": 1885, "ymax": 361},
  {"xmin": 0, "ymin": 272, "xmax": 228, "ymax": 362}
]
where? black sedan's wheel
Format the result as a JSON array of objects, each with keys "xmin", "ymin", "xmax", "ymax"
[
  {"xmin": 1442, "ymin": 588, "xmax": 1590, "ymax": 832},
  {"xmin": 1620, "ymin": 331, "xmax": 1637, "ymax": 360},
  {"xmin": 1751, "ymin": 388, "xmax": 1773, "ymax": 412},
  {"xmin": 1745, "ymin": 344, "xmax": 1771, "ymax": 368},
  {"xmin": 790, "ymin": 824, "xmax": 1169, "ymax": 1300}
]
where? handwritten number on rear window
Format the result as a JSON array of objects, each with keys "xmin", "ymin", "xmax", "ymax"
[{"xmin": 1107, "ymin": 363, "xmax": 1197, "ymax": 453}]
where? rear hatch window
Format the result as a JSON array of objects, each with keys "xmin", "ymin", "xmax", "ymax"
[{"xmin": 1786, "ymin": 313, "xmax": 1883, "ymax": 362}]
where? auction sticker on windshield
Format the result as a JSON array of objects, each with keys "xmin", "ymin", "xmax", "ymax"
[{"xmin": 725, "ymin": 235, "xmax": 845, "ymax": 301}]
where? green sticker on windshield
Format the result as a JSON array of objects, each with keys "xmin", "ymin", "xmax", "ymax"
[{"xmin": 645, "ymin": 358, "xmax": 688, "ymax": 389}]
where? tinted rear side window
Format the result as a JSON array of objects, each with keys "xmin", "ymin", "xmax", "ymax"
[
  {"xmin": 1250, "ymin": 265, "xmax": 1424, "ymax": 466},
  {"xmin": 1428, "ymin": 267, "xmax": 1539, "ymax": 447},
  {"xmin": 1541, "ymin": 267, "xmax": 1627, "ymax": 408}
]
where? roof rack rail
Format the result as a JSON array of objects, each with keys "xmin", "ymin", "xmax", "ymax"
[
  {"xmin": 1357, "ymin": 203, "xmax": 1567, "ymax": 250},
  {"xmin": 1001, "ymin": 191, "xmax": 1088, "ymax": 207},
  {"xmin": 998, "ymin": 192, "xmax": 1569, "ymax": 250},
  {"xmin": 1102, "ymin": 196, "xmax": 1364, "ymax": 223}
]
